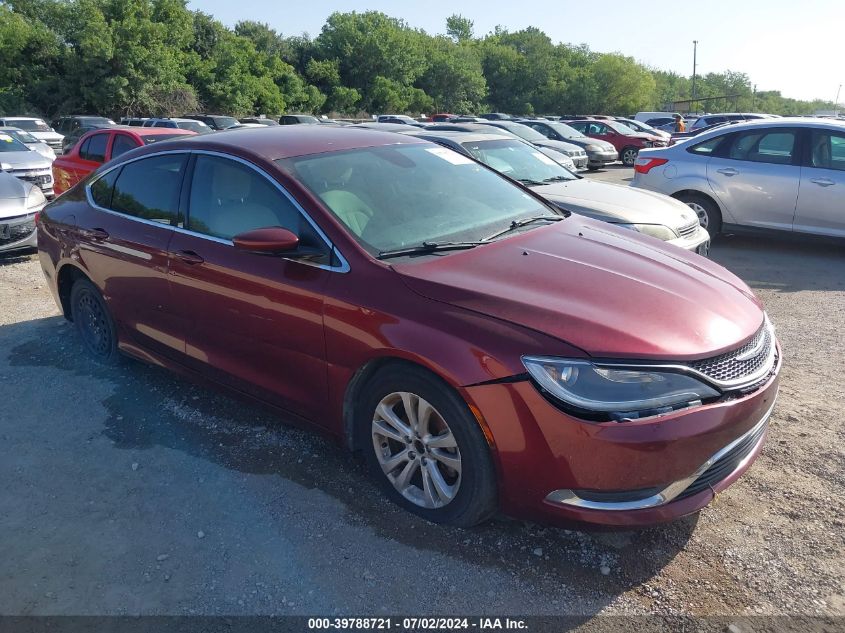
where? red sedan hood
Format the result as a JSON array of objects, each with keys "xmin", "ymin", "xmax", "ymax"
[{"xmin": 393, "ymin": 218, "xmax": 764, "ymax": 360}]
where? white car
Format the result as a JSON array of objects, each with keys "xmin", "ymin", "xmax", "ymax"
[
  {"xmin": 0, "ymin": 171, "xmax": 45, "ymax": 254},
  {"xmin": 142, "ymin": 118, "xmax": 212, "ymax": 134},
  {"xmin": 0, "ymin": 131, "xmax": 54, "ymax": 197},
  {"xmin": 0, "ymin": 126, "xmax": 56, "ymax": 161},
  {"xmin": 0, "ymin": 117, "xmax": 64, "ymax": 154},
  {"xmin": 631, "ymin": 117, "xmax": 845, "ymax": 238}
]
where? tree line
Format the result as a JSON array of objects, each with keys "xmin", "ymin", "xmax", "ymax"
[{"xmin": 0, "ymin": 0, "xmax": 836, "ymax": 119}]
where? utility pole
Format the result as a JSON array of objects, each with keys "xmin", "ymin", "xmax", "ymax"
[
  {"xmin": 691, "ymin": 40, "xmax": 698, "ymax": 115},
  {"xmin": 836, "ymin": 84, "xmax": 842, "ymax": 116},
  {"xmin": 752, "ymin": 84, "xmax": 757, "ymax": 111}
]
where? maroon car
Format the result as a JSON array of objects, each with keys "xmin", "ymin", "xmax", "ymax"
[
  {"xmin": 563, "ymin": 118, "xmax": 668, "ymax": 166},
  {"xmin": 37, "ymin": 126, "xmax": 780, "ymax": 528}
]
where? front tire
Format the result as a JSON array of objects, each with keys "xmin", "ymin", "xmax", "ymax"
[
  {"xmin": 675, "ymin": 193, "xmax": 723, "ymax": 234},
  {"xmin": 70, "ymin": 278, "xmax": 121, "ymax": 364},
  {"xmin": 357, "ymin": 365, "xmax": 497, "ymax": 527}
]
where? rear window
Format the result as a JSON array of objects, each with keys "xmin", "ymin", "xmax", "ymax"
[{"xmin": 9, "ymin": 119, "xmax": 50, "ymax": 132}]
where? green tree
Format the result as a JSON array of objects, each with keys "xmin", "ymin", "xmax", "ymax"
[{"xmin": 445, "ymin": 14, "xmax": 473, "ymax": 43}]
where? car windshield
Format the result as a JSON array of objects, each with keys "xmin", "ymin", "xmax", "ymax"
[
  {"xmin": 606, "ymin": 121, "xmax": 638, "ymax": 134},
  {"xmin": 278, "ymin": 144, "xmax": 556, "ymax": 255},
  {"xmin": 490, "ymin": 123, "xmax": 548, "ymax": 143},
  {"xmin": 461, "ymin": 139, "xmax": 576, "ymax": 185},
  {"xmin": 545, "ymin": 122, "xmax": 587, "ymax": 139},
  {"xmin": 10, "ymin": 119, "xmax": 50, "ymax": 132},
  {"xmin": 0, "ymin": 133, "xmax": 32, "ymax": 152},
  {"xmin": 3, "ymin": 129, "xmax": 38, "ymax": 144},
  {"xmin": 212, "ymin": 116, "xmax": 239, "ymax": 128},
  {"xmin": 177, "ymin": 121, "xmax": 210, "ymax": 133},
  {"xmin": 81, "ymin": 117, "xmax": 116, "ymax": 126}
]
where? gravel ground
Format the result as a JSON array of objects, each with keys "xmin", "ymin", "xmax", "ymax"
[{"xmin": 0, "ymin": 205, "xmax": 843, "ymax": 622}]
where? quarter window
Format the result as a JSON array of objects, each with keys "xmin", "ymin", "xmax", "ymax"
[
  {"xmin": 688, "ymin": 136, "xmax": 725, "ymax": 155},
  {"xmin": 90, "ymin": 169, "xmax": 120, "ymax": 208},
  {"xmin": 110, "ymin": 154, "xmax": 186, "ymax": 224},
  {"xmin": 728, "ymin": 130, "xmax": 795, "ymax": 165},
  {"xmin": 80, "ymin": 133, "xmax": 108, "ymax": 163},
  {"xmin": 111, "ymin": 134, "xmax": 139, "ymax": 159},
  {"xmin": 187, "ymin": 155, "xmax": 302, "ymax": 240},
  {"xmin": 809, "ymin": 131, "xmax": 845, "ymax": 171}
]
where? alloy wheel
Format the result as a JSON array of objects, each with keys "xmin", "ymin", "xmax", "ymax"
[
  {"xmin": 371, "ymin": 391, "xmax": 462, "ymax": 509},
  {"xmin": 685, "ymin": 201, "xmax": 709, "ymax": 229},
  {"xmin": 621, "ymin": 148, "xmax": 638, "ymax": 166}
]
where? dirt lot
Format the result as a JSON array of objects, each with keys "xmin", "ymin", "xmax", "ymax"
[{"xmin": 1, "ymin": 201, "xmax": 843, "ymax": 621}]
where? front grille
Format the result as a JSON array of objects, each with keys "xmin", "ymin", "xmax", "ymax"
[
  {"xmin": 0, "ymin": 215, "xmax": 36, "ymax": 246},
  {"xmin": 677, "ymin": 221, "xmax": 700, "ymax": 239},
  {"xmin": 8, "ymin": 170, "xmax": 52, "ymax": 187},
  {"xmin": 47, "ymin": 140, "xmax": 62, "ymax": 150},
  {"xmin": 676, "ymin": 420, "xmax": 767, "ymax": 500},
  {"xmin": 686, "ymin": 320, "xmax": 775, "ymax": 387}
]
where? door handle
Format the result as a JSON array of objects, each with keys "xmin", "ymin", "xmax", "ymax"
[
  {"xmin": 810, "ymin": 178, "xmax": 835, "ymax": 187},
  {"xmin": 80, "ymin": 227, "xmax": 109, "ymax": 241},
  {"xmin": 174, "ymin": 250, "xmax": 204, "ymax": 265},
  {"xmin": 716, "ymin": 168, "xmax": 739, "ymax": 176}
]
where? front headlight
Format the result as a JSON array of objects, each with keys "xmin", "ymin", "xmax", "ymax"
[
  {"xmin": 616, "ymin": 223, "xmax": 679, "ymax": 241},
  {"xmin": 26, "ymin": 186, "xmax": 46, "ymax": 210},
  {"xmin": 585, "ymin": 144, "xmax": 602, "ymax": 152},
  {"xmin": 522, "ymin": 357, "xmax": 720, "ymax": 419},
  {"xmin": 0, "ymin": 162, "xmax": 10, "ymax": 171}
]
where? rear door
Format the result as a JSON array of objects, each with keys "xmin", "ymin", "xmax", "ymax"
[
  {"xmin": 76, "ymin": 153, "xmax": 187, "ymax": 359},
  {"xmin": 59, "ymin": 131, "xmax": 111, "ymax": 192},
  {"xmin": 793, "ymin": 128, "xmax": 845, "ymax": 237},
  {"xmin": 705, "ymin": 127, "xmax": 801, "ymax": 230},
  {"xmin": 109, "ymin": 132, "xmax": 142, "ymax": 160}
]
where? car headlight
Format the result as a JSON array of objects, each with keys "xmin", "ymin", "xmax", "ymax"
[
  {"xmin": 615, "ymin": 223, "xmax": 679, "ymax": 241},
  {"xmin": 522, "ymin": 357, "xmax": 720, "ymax": 419},
  {"xmin": 0, "ymin": 162, "xmax": 10, "ymax": 171},
  {"xmin": 585, "ymin": 144, "xmax": 602, "ymax": 152},
  {"xmin": 26, "ymin": 186, "xmax": 46, "ymax": 210}
]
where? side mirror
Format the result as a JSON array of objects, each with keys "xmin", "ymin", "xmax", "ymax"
[{"xmin": 233, "ymin": 227, "xmax": 299, "ymax": 254}]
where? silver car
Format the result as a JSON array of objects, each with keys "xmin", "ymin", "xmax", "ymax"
[
  {"xmin": 0, "ymin": 131, "xmax": 54, "ymax": 197},
  {"xmin": 0, "ymin": 171, "xmax": 45, "ymax": 254},
  {"xmin": 630, "ymin": 118, "xmax": 845, "ymax": 238},
  {"xmin": 410, "ymin": 131, "xmax": 710, "ymax": 254}
]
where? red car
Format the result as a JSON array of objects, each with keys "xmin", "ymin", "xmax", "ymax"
[
  {"xmin": 563, "ymin": 118, "xmax": 667, "ymax": 166},
  {"xmin": 52, "ymin": 126, "xmax": 195, "ymax": 196},
  {"xmin": 37, "ymin": 127, "xmax": 780, "ymax": 528}
]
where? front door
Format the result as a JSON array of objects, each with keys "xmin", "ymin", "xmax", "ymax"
[
  {"xmin": 167, "ymin": 153, "xmax": 333, "ymax": 421},
  {"xmin": 794, "ymin": 128, "xmax": 845, "ymax": 237},
  {"xmin": 706, "ymin": 127, "xmax": 801, "ymax": 231}
]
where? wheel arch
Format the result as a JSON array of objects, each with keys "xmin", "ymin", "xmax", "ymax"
[{"xmin": 56, "ymin": 263, "xmax": 90, "ymax": 320}]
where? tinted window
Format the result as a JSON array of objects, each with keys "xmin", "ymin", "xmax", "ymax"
[
  {"xmin": 110, "ymin": 154, "xmax": 186, "ymax": 224},
  {"xmin": 80, "ymin": 133, "xmax": 108, "ymax": 162},
  {"xmin": 729, "ymin": 130, "xmax": 795, "ymax": 165},
  {"xmin": 111, "ymin": 134, "xmax": 140, "ymax": 159},
  {"xmin": 809, "ymin": 130, "xmax": 845, "ymax": 171},
  {"xmin": 187, "ymin": 155, "xmax": 302, "ymax": 240},
  {"xmin": 90, "ymin": 169, "xmax": 120, "ymax": 207}
]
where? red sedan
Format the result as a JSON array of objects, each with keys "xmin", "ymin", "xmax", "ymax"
[
  {"xmin": 52, "ymin": 126, "xmax": 195, "ymax": 196},
  {"xmin": 563, "ymin": 118, "xmax": 667, "ymax": 166},
  {"xmin": 37, "ymin": 126, "xmax": 780, "ymax": 528}
]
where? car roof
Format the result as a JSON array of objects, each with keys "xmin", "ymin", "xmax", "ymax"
[
  {"xmin": 1, "ymin": 116, "xmax": 45, "ymax": 121},
  {"xmin": 128, "ymin": 125, "xmax": 429, "ymax": 161},
  {"xmin": 409, "ymin": 130, "xmax": 515, "ymax": 144},
  {"xmin": 684, "ymin": 117, "xmax": 845, "ymax": 142}
]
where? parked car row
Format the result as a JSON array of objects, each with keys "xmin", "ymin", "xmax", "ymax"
[{"xmin": 36, "ymin": 125, "xmax": 780, "ymax": 529}]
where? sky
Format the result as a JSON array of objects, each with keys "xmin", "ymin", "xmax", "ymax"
[{"xmin": 188, "ymin": 0, "xmax": 844, "ymax": 104}]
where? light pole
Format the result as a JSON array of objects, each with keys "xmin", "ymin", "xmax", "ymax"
[
  {"xmin": 691, "ymin": 40, "xmax": 698, "ymax": 115},
  {"xmin": 836, "ymin": 84, "xmax": 842, "ymax": 116}
]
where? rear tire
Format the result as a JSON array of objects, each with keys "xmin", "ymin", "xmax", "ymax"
[
  {"xmin": 675, "ymin": 193, "xmax": 723, "ymax": 235},
  {"xmin": 620, "ymin": 146, "xmax": 639, "ymax": 166},
  {"xmin": 70, "ymin": 278, "xmax": 121, "ymax": 364},
  {"xmin": 356, "ymin": 365, "xmax": 497, "ymax": 527}
]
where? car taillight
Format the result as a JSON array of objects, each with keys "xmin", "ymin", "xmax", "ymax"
[{"xmin": 634, "ymin": 157, "xmax": 669, "ymax": 174}]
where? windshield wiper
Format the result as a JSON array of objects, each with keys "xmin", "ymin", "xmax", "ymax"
[
  {"xmin": 483, "ymin": 215, "xmax": 566, "ymax": 241},
  {"xmin": 542, "ymin": 175, "xmax": 573, "ymax": 183},
  {"xmin": 517, "ymin": 178, "xmax": 546, "ymax": 186},
  {"xmin": 377, "ymin": 241, "xmax": 485, "ymax": 260}
]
